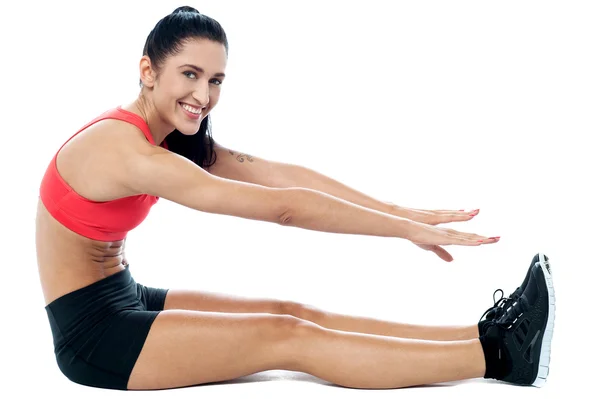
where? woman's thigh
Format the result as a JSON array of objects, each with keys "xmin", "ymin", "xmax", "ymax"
[
  {"xmin": 163, "ymin": 288, "xmax": 290, "ymax": 314},
  {"xmin": 127, "ymin": 309, "xmax": 316, "ymax": 390}
]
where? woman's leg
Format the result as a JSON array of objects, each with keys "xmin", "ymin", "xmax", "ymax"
[
  {"xmin": 296, "ymin": 302, "xmax": 479, "ymax": 341},
  {"xmin": 163, "ymin": 289, "xmax": 478, "ymax": 341},
  {"xmin": 127, "ymin": 310, "xmax": 485, "ymax": 390}
]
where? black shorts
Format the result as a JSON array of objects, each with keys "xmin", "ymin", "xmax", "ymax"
[{"xmin": 44, "ymin": 266, "xmax": 168, "ymax": 390}]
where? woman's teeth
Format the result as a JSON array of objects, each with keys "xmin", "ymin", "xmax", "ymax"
[{"xmin": 180, "ymin": 103, "xmax": 202, "ymax": 114}]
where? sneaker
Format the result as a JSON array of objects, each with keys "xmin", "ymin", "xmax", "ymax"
[
  {"xmin": 483, "ymin": 260, "xmax": 556, "ymax": 387},
  {"xmin": 478, "ymin": 253, "xmax": 550, "ymax": 335}
]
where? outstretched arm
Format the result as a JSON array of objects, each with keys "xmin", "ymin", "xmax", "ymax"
[
  {"xmin": 274, "ymin": 164, "xmax": 397, "ymax": 214},
  {"xmin": 269, "ymin": 165, "xmax": 480, "ymax": 225},
  {"xmin": 206, "ymin": 142, "xmax": 476, "ymax": 225},
  {"xmin": 207, "ymin": 141, "xmax": 395, "ymax": 212},
  {"xmin": 191, "ymin": 141, "xmax": 496, "ymax": 260},
  {"xmin": 118, "ymin": 137, "xmax": 496, "ymax": 252}
]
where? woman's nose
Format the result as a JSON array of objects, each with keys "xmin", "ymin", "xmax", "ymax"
[{"xmin": 193, "ymin": 83, "xmax": 210, "ymax": 106}]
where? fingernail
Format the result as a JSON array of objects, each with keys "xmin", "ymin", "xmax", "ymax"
[
  {"xmin": 469, "ymin": 213, "xmax": 477, "ymax": 216},
  {"xmin": 478, "ymin": 240, "xmax": 483, "ymax": 242},
  {"xmin": 490, "ymin": 236, "xmax": 500, "ymax": 239}
]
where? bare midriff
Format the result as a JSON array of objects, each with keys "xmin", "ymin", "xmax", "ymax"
[{"xmin": 35, "ymin": 199, "xmax": 127, "ymax": 306}]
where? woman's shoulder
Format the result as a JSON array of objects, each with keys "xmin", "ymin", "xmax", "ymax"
[{"xmin": 76, "ymin": 111, "xmax": 153, "ymax": 152}]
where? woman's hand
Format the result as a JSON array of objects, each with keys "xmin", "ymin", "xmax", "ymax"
[
  {"xmin": 406, "ymin": 221, "xmax": 500, "ymax": 262},
  {"xmin": 390, "ymin": 204, "xmax": 480, "ymax": 226},
  {"xmin": 386, "ymin": 204, "xmax": 497, "ymax": 262},
  {"xmin": 120, "ymin": 238, "xmax": 129, "ymax": 267}
]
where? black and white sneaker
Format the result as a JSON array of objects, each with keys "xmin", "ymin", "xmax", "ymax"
[
  {"xmin": 478, "ymin": 253, "xmax": 550, "ymax": 336},
  {"xmin": 481, "ymin": 259, "xmax": 555, "ymax": 387}
]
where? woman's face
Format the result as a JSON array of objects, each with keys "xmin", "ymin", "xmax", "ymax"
[{"xmin": 149, "ymin": 38, "xmax": 227, "ymax": 135}]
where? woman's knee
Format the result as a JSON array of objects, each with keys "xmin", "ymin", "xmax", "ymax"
[
  {"xmin": 279, "ymin": 300, "xmax": 327, "ymax": 324},
  {"xmin": 261, "ymin": 313, "xmax": 322, "ymax": 349},
  {"xmin": 268, "ymin": 313, "xmax": 315, "ymax": 335},
  {"xmin": 264, "ymin": 314, "xmax": 321, "ymax": 370}
]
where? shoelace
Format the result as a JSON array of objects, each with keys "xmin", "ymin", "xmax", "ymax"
[
  {"xmin": 478, "ymin": 288, "xmax": 519, "ymax": 322},
  {"xmin": 495, "ymin": 295, "xmax": 530, "ymax": 329}
]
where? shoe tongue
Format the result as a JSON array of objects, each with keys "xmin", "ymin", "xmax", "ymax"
[{"xmin": 485, "ymin": 308, "xmax": 499, "ymax": 320}]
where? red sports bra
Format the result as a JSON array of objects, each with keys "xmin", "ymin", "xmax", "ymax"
[{"xmin": 39, "ymin": 106, "xmax": 168, "ymax": 242}]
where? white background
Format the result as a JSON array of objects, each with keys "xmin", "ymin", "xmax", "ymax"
[{"xmin": 1, "ymin": 0, "xmax": 598, "ymax": 397}]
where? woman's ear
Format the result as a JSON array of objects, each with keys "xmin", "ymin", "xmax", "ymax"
[{"xmin": 139, "ymin": 56, "xmax": 156, "ymax": 88}]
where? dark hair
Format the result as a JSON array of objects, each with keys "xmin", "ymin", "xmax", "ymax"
[{"xmin": 141, "ymin": 6, "xmax": 229, "ymax": 169}]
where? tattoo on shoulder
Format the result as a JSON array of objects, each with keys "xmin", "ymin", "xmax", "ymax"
[{"xmin": 228, "ymin": 150, "xmax": 254, "ymax": 163}]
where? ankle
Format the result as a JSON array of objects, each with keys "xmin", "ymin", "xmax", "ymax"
[
  {"xmin": 479, "ymin": 333, "xmax": 510, "ymax": 380},
  {"xmin": 478, "ymin": 319, "xmax": 495, "ymax": 337}
]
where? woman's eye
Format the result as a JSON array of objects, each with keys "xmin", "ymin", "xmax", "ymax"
[{"xmin": 183, "ymin": 71, "xmax": 222, "ymax": 86}]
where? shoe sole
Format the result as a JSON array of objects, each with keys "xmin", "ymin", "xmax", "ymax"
[{"xmin": 532, "ymin": 252, "xmax": 555, "ymax": 387}]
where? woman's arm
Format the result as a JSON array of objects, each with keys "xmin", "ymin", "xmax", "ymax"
[
  {"xmin": 271, "ymin": 164, "xmax": 396, "ymax": 215},
  {"xmin": 206, "ymin": 142, "xmax": 479, "ymax": 227},
  {"xmin": 118, "ymin": 139, "xmax": 492, "ymax": 246},
  {"xmin": 118, "ymin": 138, "xmax": 413, "ymax": 238},
  {"xmin": 206, "ymin": 141, "xmax": 396, "ymax": 215}
]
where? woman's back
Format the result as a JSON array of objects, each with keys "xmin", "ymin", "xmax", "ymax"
[{"xmin": 36, "ymin": 109, "xmax": 163, "ymax": 306}]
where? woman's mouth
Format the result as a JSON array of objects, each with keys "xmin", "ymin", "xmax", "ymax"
[{"xmin": 179, "ymin": 102, "xmax": 202, "ymax": 120}]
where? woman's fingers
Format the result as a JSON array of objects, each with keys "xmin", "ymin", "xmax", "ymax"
[
  {"xmin": 440, "ymin": 227, "xmax": 499, "ymax": 245},
  {"xmin": 409, "ymin": 223, "xmax": 500, "ymax": 246},
  {"xmin": 451, "ymin": 234, "xmax": 500, "ymax": 245}
]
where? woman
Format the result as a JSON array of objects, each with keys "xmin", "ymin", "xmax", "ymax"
[{"xmin": 36, "ymin": 6, "xmax": 555, "ymax": 391}]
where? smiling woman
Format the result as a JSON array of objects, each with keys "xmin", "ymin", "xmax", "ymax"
[
  {"xmin": 36, "ymin": 5, "xmax": 555, "ymax": 393},
  {"xmin": 137, "ymin": 6, "xmax": 228, "ymax": 169}
]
